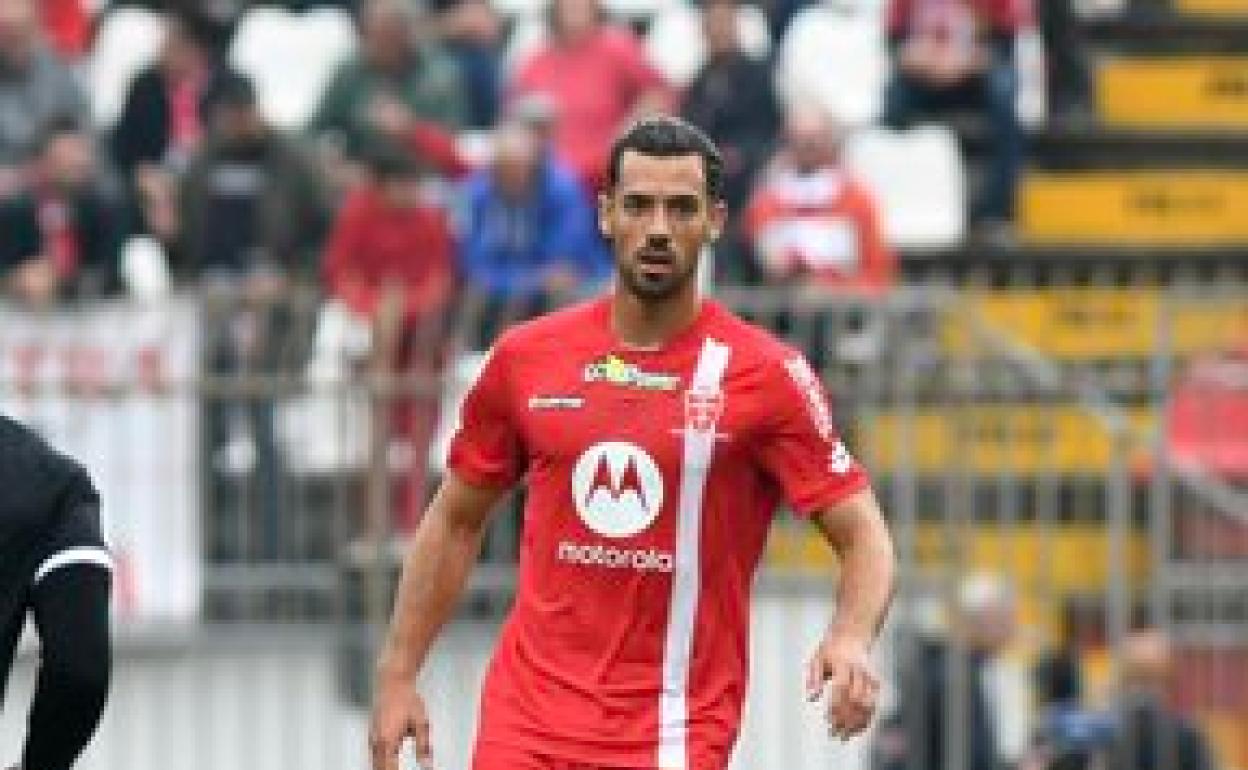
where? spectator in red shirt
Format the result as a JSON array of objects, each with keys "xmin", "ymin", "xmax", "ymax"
[
  {"xmin": 744, "ymin": 106, "xmax": 894, "ymax": 297},
  {"xmin": 510, "ymin": 0, "xmax": 673, "ymax": 191},
  {"xmin": 883, "ymin": 0, "xmax": 1032, "ymax": 229},
  {"xmin": 324, "ymin": 145, "xmax": 456, "ymax": 531}
]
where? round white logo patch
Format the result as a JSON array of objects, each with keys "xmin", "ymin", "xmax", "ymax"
[{"xmin": 571, "ymin": 441, "xmax": 664, "ymax": 538}]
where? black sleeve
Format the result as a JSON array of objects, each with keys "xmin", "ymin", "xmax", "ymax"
[
  {"xmin": 21, "ymin": 497, "xmax": 112, "ymax": 770},
  {"xmin": 21, "ymin": 564, "xmax": 111, "ymax": 770}
]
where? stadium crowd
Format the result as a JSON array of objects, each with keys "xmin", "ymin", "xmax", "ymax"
[
  {"xmin": 0, "ymin": 0, "xmax": 1073, "ymax": 314},
  {"xmin": 0, "ymin": 0, "xmax": 1067, "ymax": 536}
]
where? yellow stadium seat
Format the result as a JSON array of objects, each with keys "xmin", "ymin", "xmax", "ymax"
[
  {"xmin": 863, "ymin": 406, "xmax": 1155, "ymax": 475},
  {"xmin": 1020, "ymin": 171, "xmax": 1248, "ymax": 244},
  {"xmin": 1174, "ymin": 0, "xmax": 1248, "ymax": 16},
  {"xmin": 1199, "ymin": 710, "xmax": 1248, "ymax": 770},
  {"xmin": 1097, "ymin": 57, "xmax": 1248, "ymax": 129},
  {"xmin": 942, "ymin": 289, "xmax": 1248, "ymax": 359}
]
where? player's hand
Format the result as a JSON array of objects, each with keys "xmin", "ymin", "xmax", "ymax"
[
  {"xmin": 369, "ymin": 675, "xmax": 433, "ymax": 770},
  {"xmin": 805, "ymin": 632, "xmax": 879, "ymax": 741}
]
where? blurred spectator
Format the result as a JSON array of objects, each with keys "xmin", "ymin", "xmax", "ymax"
[
  {"xmin": 510, "ymin": 0, "xmax": 672, "ymax": 191},
  {"xmin": 310, "ymin": 0, "xmax": 468, "ymax": 164},
  {"xmin": 183, "ymin": 73, "xmax": 326, "ymax": 561},
  {"xmin": 113, "ymin": 12, "xmax": 234, "ymax": 246},
  {"xmin": 1021, "ymin": 649, "xmax": 1117, "ymax": 770},
  {"xmin": 882, "ymin": 0, "xmax": 1031, "ymax": 227},
  {"xmin": 0, "ymin": 121, "xmax": 122, "ymax": 306},
  {"xmin": 0, "ymin": 0, "xmax": 88, "ymax": 191},
  {"xmin": 743, "ymin": 107, "xmax": 894, "ymax": 295},
  {"xmin": 682, "ymin": 0, "xmax": 780, "ymax": 214},
  {"xmin": 179, "ymin": 72, "xmax": 327, "ymax": 284},
  {"xmin": 458, "ymin": 119, "xmax": 609, "ymax": 346},
  {"xmin": 37, "ymin": 0, "xmax": 89, "ymax": 59},
  {"xmin": 113, "ymin": 13, "xmax": 226, "ymax": 178},
  {"xmin": 874, "ymin": 575, "xmax": 1017, "ymax": 770},
  {"xmin": 324, "ymin": 144, "xmax": 456, "ymax": 531},
  {"xmin": 438, "ymin": 0, "xmax": 504, "ymax": 130},
  {"xmin": 1104, "ymin": 628, "xmax": 1216, "ymax": 770},
  {"xmin": 1038, "ymin": 0, "xmax": 1087, "ymax": 119}
]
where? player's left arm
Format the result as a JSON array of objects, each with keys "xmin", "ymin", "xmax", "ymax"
[{"xmin": 806, "ymin": 487, "xmax": 896, "ymax": 740}]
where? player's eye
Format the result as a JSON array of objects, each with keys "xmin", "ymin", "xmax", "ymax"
[
  {"xmin": 621, "ymin": 196, "xmax": 651, "ymax": 214},
  {"xmin": 668, "ymin": 197, "xmax": 701, "ymax": 218}
]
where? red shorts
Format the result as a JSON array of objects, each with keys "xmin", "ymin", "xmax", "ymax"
[{"xmin": 471, "ymin": 742, "xmax": 650, "ymax": 770}]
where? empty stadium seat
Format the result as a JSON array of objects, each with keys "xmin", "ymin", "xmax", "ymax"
[
  {"xmin": 228, "ymin": 6, "xmax": 357, "ymax": 130},
  {"xmin": 501, "ymin": 12, "xmax": 547, "ymax": 76},
  {"xmin": 775, "ymin": 2, "xmax": 889, "ymax": 126},
  {"xmin": 1020, "ymin": 170, "xmax": 1248, "ymax": 245},
  {"xmin": 602, "ymin": 0, "xmax": 678, "ymax": 21},
  {"xmin": 843, "ymin": 125, "xmax": 967, "ymax": 248},
  {"xmin": 1097, "ymin": 56, "xmax": 1248, "ymax": 129},
  {"xmin": 88, "ymin": 6, "xmax": 166, "ymax": 128},
  {"xmin": 644, "ymin": 3, "xmax": 771, "ymax": 87},
  {"xmin": 1174, "ymin": 0, "xmax": 1248, "ymax": 16}
]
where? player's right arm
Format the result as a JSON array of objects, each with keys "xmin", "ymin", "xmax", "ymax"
[{"xmin": 369, "ymin": 471, "xmax": 509, "ymax": 770}]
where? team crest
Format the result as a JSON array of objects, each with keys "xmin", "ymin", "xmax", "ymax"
[{"xmin": 683, "ymin": 387, "xmax": 724, "ymax": 433}]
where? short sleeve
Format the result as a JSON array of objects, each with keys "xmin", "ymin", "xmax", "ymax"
[
  {"xmin": 754, "ymin": 352, "xmax": 870, "ymax": 517},
  {"xmin": 447, "ymin": 338, "xmax": 525, "ymax": 489}
]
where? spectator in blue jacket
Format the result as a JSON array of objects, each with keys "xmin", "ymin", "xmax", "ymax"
[{"xmin": 457, "ymin": 119, "xmax": 610, "ymax": 346}]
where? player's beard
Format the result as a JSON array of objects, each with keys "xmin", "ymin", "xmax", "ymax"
[{"xmin": 616, "ymin": 249, "xmax": 698, "ymax": 302}]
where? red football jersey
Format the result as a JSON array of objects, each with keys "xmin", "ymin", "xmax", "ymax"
[{"xmin": 449, "ymin": 296, "xmax": 870, "ymax": 769}]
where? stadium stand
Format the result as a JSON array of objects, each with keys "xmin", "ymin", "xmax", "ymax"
[
  {"xmin": 86, "ymin": 5, "xmax": 165, "ymax": 128},
  {"xmin": 4, "ymin": 1, "xmax": 1248, "ymax": 768},
  {"xmin": 228, "ymin": 5, "xmax": 357, "ymax": 130}
]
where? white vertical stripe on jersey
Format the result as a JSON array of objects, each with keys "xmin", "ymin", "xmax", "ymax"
[{"xmin": 658, "ymin": 336, "xmax": 731, "ymax": 769}]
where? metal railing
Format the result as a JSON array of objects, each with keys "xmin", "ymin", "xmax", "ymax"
[{"xmin": 2, "ymin": 280, "xmax": 1244, "ymax": 770}]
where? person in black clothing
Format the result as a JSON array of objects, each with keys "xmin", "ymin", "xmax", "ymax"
[
  {"xmin": 681, "ymin": 0, "xmax": 780, "ymax": 284},
  {"xmin": 1105, "ymin": 628, "xmax": 1216, "ymax": 770},
  {"xmin": 111, "ymin": 12, "xmax": 232, "ymax": 248},
  {"xmin": 873, "ymin": 575, "xmax": 1016, "ymax": 770},
  {"xmin": 681, "ymin": 0, "xmax": 780, "ymax": 214},
  {"xmin": 0, "ymin": 415, "xmax": 112, "ymax": 770},
  {"xmin": 0, "ymin": 121, "xmax": 122, "ymax": 306}
]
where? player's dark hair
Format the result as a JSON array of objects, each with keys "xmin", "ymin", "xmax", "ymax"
[{"xmin": 606, "ymin": 116, "xmax": 724, "ymax": 202}]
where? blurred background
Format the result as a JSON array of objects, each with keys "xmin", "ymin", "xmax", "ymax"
[{"xmin": 0, "ymin": 0, "xmax": 1246, "ymax": 767}]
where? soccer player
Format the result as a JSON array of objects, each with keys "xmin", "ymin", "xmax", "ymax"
[
  {"xmin": 1, "ymin": 415, "xmax": 112, "ymax": 770},
  {"xmin": 370, "ymin": 116, "xmax": 895, "ymax": 770}
]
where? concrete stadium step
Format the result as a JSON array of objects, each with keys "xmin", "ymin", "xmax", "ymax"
[
  {"xmin": 1096, "ymin": 55, "xmax": 1248, "ymax": 129},
  {"xmin": 1030, "ymin": 125, "xmax": 1248, "ymax": 170},
  {"xmin": 1081, "ymin": 9, "xmax": 1248, "ymax": 53},
  {"xmin": 1019, "ymin": 170, "xmax": 1248, "ymax": 245}
]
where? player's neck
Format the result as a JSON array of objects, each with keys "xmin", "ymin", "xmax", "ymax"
[{"xmin": 610, "ymin": 289, "xmax": 702, "ymax": 351}]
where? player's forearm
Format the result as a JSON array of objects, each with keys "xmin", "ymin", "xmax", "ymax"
[
  {"xmin": 821, "ymin": 492, "xmax": 895, "ymax": 644},
  {"xmin": 376, "ymin": 502, "xmax": 488, "ymax": 682}
]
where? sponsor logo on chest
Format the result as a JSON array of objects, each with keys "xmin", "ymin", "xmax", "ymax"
[
  {"xmin": 583, "ymin": 354, "xmax": 681, "ymax": 391},
  {"xmin": 557, "ymin": 441, "xmax": 675, "ymax": 573}
]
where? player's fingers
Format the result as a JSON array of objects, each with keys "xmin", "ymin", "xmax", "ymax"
[
  {"xmin": 844, "ymin": 664, "xmax": 874, "ymax": 711},
  {"xmin": 411, "ymin": 716, "xmax": 434, "ymax": 768},
  {"xmin": 822, "ymin": 662, "xmax": 851, "ymax": 724},
  {"xmin": 805, "ymin": 654, "xmax": 826, "ymax": 702},
  {"xmin": 829, "ymin": 668, "xmax": 874, "ymax": 738},
  {"xmin": 368, "ymin": 729, "xmax": 401, "ymax": 770}
]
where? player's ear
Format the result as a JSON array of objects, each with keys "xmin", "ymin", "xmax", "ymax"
[
  {"xmin": 598, "ymin": 192, "xmax": 613, "ymax": 239},
  {"xmin": 708, "ymin": 198, "xmax": 727, "ymax": 241}
]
